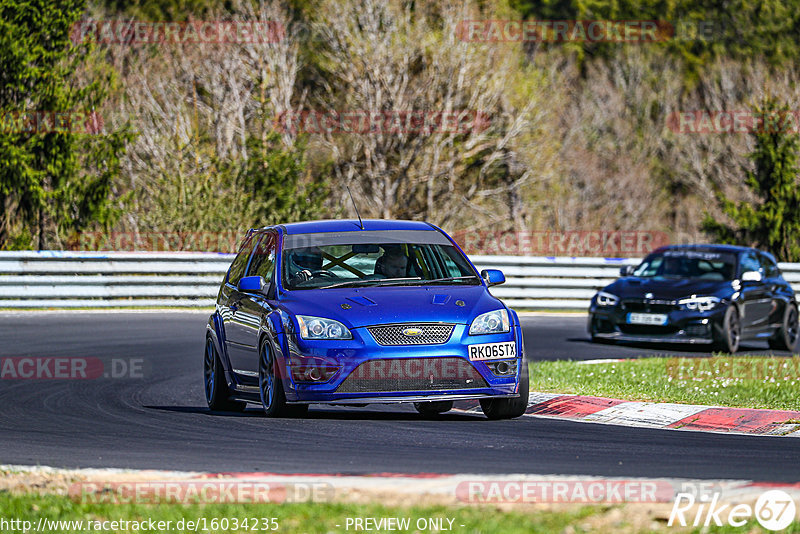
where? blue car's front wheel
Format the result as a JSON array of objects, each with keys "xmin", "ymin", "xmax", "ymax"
[
  {"xmin": 258, "ymin": 338, "xmax": 308, "ymax": 418},
  {"xmin": 480, "ymin": 357, "xmax": 529, "ymax": 420}
]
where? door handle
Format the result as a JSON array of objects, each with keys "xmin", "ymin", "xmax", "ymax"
[{"xmin": 230, "ymin": 302, "xmax": 240, "ymax": 312}]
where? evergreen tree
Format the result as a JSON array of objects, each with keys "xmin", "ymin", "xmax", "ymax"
[
  {"xmin": 242, "ymin": 132, "xmax": 328, "ymax": 227},
  {"xmin": 703, "ymin": 98, "xmax": 800, "ymax": 261},
  {"xmin": 0, "ymin": 0, "xmax": 130, "ymax": 249}
]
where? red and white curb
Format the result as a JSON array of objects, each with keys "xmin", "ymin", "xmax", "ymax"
[
  {"xmin": 456, "ymin": 392, "xmax": 800, "ymax": 437},
  {"xmin": 3, "ymin": 464, "xmax": 799, "ymax": 507}
]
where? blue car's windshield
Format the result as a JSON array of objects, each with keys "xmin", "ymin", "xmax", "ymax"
[
  {"xmin": 281, "ymin": 240, "xmax": 479, "ymax": 290},
  {"xmin": 633, "ymin": 250, "xmax": 737, "ymax": 281}
]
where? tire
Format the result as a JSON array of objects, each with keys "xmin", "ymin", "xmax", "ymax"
[
  {"xmin": 713, "ymin": 306, "xmax": 741, "ymax": 354},
  {"xmin": 768, "ymin": 303, "xmax": 799, "ymax": 351},
  {"xmin": 480, "ymin": 358, "xmax": 529, "ymax": 420},
  {"xmin": 414, "ymin": 400, "xmax": 454, "ymax": 416},
  {"xmin": 204, "ymin": 337, "xmax": 246, "ymax": 412},
  {"xmin": 258, "ymin": 338, "xmax": 308, "ymax": 418}
]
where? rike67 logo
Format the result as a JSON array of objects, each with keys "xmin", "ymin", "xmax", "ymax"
[{"xmin": 669, "ymin": 489, "xmax": 796, "ymax": 531}]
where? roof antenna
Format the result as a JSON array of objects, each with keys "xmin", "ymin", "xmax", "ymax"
[{"xmin": 346, "ymin": 185, "xmax": 364, "ymax": 230}]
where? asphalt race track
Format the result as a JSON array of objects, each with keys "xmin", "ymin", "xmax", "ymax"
[
  {"xmin": 523, "ymin": 314, "xmax": 793, "ymax": 361},
  {"xmin": 0, "ymin": 312, "xmax": 798, "ymax": 481}
]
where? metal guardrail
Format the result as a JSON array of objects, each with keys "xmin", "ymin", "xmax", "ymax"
[
  {"xmin": 1, "ymin": 251, "xmax": 799, "ymax": 309},
  {"xmin": 0, "ymin": 252, "xmax": 231, "ymax": 308}
]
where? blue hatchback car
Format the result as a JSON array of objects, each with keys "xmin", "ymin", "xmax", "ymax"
[{"xmin": 204, "ymin": 219, "xmax": 528, "ymax": 419}]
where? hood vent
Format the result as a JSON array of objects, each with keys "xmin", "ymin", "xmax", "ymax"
[
  {"xmin": 346, "ymin": 296, "xmax": 377, "ymax": 307},
  {"xmin": 431, "ymin": 294, "xmax": 451, "ymax": 305}
]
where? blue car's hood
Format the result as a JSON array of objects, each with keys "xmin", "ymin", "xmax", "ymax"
[
  {"xmin": 603, "ymin": 277, "xmax": 733, "ymax": 300},
  {"xmin": 278, "ymin": 285, "xmax": 503, "ymax": 328}
]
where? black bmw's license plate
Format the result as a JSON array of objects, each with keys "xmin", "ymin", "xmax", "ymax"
[{"xmin": 626, "ymin": 313, "xmax": 668, "ymax": 325}]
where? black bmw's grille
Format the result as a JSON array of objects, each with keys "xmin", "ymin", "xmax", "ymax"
[
  {"xmin": 367, "ymin": 323, "xmax": 455, "ymax": 346},
  {"xmin": 336, "ymin": 357, "xmax": 488, "ymax": 393},
  {"xmin": 619, "ymin": 324, "xmax": 680, "ymax": 336},
  {"xmin": 621, "ymin": 299, "xmax": 676, "ymax": 314}
]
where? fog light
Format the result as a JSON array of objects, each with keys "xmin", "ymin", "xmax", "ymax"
[
  {"xmin": 291, "ymin": 364, "xmax": 338, "ymax": 383},
  {"xmin": 684, "ymin": 323, "xmax": 710, "ymax": 337},
  {"xmin": 486, "ymin": 360, "xmax": 518, "ymax": 376}
]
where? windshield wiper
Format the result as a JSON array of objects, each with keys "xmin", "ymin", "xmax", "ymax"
[
  {"xmin": 320, "ymin": 277, "xmax": 421, "ymax": 289},
  {"xmin": 415, "ymin": 276, "xmax": 480, "ymax": 285}
]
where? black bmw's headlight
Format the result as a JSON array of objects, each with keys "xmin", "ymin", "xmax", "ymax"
[
  {"xmin": 677, "ymin": 296, "xmax": 719, "ymax": 312},
  {"xmin": 595, "ymin": 291, "xmax": 619, "ymax": 307}
]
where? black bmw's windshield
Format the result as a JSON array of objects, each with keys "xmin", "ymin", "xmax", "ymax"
[
  {"xmin": 633, "ymin": 250, "xmax": 737, "ymax": 281},
  {"xmin": 281, "ymin": 234, "xmax": 479, "ymax": 290}
]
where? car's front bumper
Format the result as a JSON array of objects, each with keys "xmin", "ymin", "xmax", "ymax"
[
  {"xmin": 296, "ymin": 393, "xmax": 519, "ymax": 404},
  {"xmin": 588, "ymin": 304, "xmax": 727, "ymax": 345},
  {"xmin": 282, "ymin": 323, "xmax": 523, "ymax": 403}
]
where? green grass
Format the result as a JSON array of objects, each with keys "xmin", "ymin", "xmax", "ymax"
[
  {"xmin": 0, "ymin": 492, "xmax": 600, "ymax": 533},
  {"xmin": 2, "ymin": 492, "xmax": 799, "ymax": 533},
  {"xmin": 529, "ymin": 356, "xmax": 800, "ymax": 412}
]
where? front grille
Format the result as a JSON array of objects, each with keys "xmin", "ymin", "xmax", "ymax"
[
  {"xmin": 336, "ymin": 357, "xmax": 488, "ymax": 393},
  {"xmin": 367, "ymin": 323, "xmax": 455, "ymax": 346},
  {"xmin": 621, "ymin": 299, "xmax": 676, "ymax": 314},
  {"xmin": 619, "ymin": 324, "xmax": 680, "ymax": 336}
]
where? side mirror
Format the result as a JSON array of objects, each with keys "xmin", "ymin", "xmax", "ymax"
[
  {"xmin": 238, "ymin": 275, "xmax": 267, "ymax": 293},
  {"xmin": 620, "ymin": 265, "xmax": 635, "ymax": 277},
  {"xmin": 741, "ymin": 271, "xmax": 762, "ymax": 283},
  {"xmin": 481, "ymin": 269, "xmax": 505, "ymax": 287}
]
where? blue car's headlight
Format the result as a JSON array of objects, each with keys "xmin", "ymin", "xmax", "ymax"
[
  {"xmin": 678, "ymin": 296, "xmax": 719, "ymax": 312},
  {"xmin": 297, "ymin": 316, "xmax": 352, "ymax": 340},
  {"xmin": 596, "ymin": 291, "xmax": 619, "ymax": 306},
  {"xmin": 469, "ymin": 309, "xmax": 510, "ymax": 335}
]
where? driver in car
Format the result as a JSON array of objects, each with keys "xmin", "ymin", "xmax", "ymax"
[
  {"xmin": 661, "ymin": 256, "xmax": 685, "ymax": 277},
  {"xmin": 374, "ymin": 247, "xmax": 408, "ymax": 279},
  {"xmin": 289, "ymin": 247, "xmax": 323, "ymax": 285}
]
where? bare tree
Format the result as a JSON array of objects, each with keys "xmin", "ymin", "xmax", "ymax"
[
  {"xmin": 311, "ymin": 0, "xmax": 555, "ymax": 231},
  {"xmin": 108, "ymin": 0, "xmax": 304, "ymax": 240}
]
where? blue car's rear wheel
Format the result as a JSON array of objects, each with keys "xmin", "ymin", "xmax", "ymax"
[
  {"xmin": 204, "ymin": 337, "xmax": 246, "ymax": 412},
  {"xmin": 258, "ymin": 339, "xmax": 308, "ymax": 418}
]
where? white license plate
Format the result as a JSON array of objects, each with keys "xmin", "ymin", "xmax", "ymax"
[
  {"xmin": 627, "ymin": 313, "xmax": 668, "ymax": 325},
  {"xmin": 468, "ymin": 341, "xmax": 517, "ymax": 361}
]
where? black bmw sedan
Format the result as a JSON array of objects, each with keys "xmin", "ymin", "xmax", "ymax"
[{"xmin": 588, "ymin": 245, "xmax": 799, "ymax": 353}]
